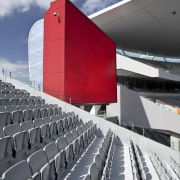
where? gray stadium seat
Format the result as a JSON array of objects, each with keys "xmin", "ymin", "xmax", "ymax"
[
  {"xmin": 55, "ymin": 150, "xmax": 67, "ymax": 178},
  {"xmin": 0, "ymin": 137, "xmax": 13, "ymax": 175},
  {"xmin": 34, "ymin": 118, "xmax": 44, "ymax": 127},
  {"xmin": 19, "ymin": 98, "xmax": 28, "ymax": 105},
  {"xmin": 33, "ymin": 109, "xmax": 41, "ymax": 119},
  {"xmin": 49, "ymin": 121, "xmax": 58, "ymax": 140},
  {"xmin": 40, "ymin": 124, "xmax": 51, "ymax": 144},
  {"xmin": 28, "ymin": 98, "xmax": 35, "ymax": 105},
  {"xmin": 28, "ymin": 104, "xmax": 36, "ymax": 110},
  {"xmin": 56, "ymin": 119, "xmax": 64, "ymax": 136},
  {"xmin": 94, "ymin": 154, "xmax": 103, "ymax": 172},
  {"xmin": 51, "ymin": 115, "xmax": 59, "ymax": 122},
  {"xmin": 44, "ymin": 142, "xmax": 59, "ymax": 161},
  {"xmin": 0, "ymin": 112, "xmax": 11, "ymax": 127},
  {"xmin": 89, "ymin": 163, "xmax": 99, "ymax": 180},
  {"xmin": 18, "ymin": 105, "xmax": 28, "ymax": 111},
  {"xmin": 56, "ymin": 136, "xmax": 68, "ymax": 151},
  {"xmin": 9, "ymin": 98, "xmax": 19, "ymax": 106},
  {"xmin": 4, "ymin": 123, "xmax": 21, "ymax": 136},
  {"xmin": 40, "ymin": 108, "xmax": 48, "ymax": 118},
  {"xmin": 27, "ymin": 149, "xmax": 48, "ymax": 176},
  {"xmin": 0, "ymin": 106, "xmax": 5, "ymax": 113},
  {"xmin": 63, "ymin": 118, "xmax": 69, "ymax": 133},
  {"xmin": 12, "ymin": 111, "xmax": 24, "ymax": 123},
  {"xmin": 6, "ymin": 105, "xmax": 17, "ymax": 112},
  {"xmin": 13, "ymin": 131, "xmax": 29, "ymax": 158},
  {"xmin": 21, "ymin": 121, "xmax": 34, "ymax": 131},
  {"xmin": 1, "ymin": 160, "xmax": 32, "ymax": 180},
  {"xmin": 0, "ymin": 99, "xmax": 9, "ymax": 106},
  {"xmin": 43, "ymin": 117, "xmax": 51, "ymax": 124},
  {"xmin": 40, "ymin": 162, "xmax": 56, "ymax": 180},
  {"xmin": 23, "ymin": 109, "xmax": 33, "ymax": 122}
]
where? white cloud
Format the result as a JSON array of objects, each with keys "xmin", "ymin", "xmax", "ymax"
[
  {"xmin": 0, "ymin": 57, "xmax": 29, "ymax": 78},
  {"xmin": 0, "ymin": 0, "xmax": 53, "ymax": 18},
  {"xmin": 82, "ymin": 0, "xmax": 117, "ymax": 14}
]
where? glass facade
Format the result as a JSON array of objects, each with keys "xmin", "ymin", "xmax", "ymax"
[{"xmin": 28, "ymin": 19, "xmax": 44, "ymax": 91}]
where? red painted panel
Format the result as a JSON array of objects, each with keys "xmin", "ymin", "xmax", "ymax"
[
  {"xmin": 65, "ymin": 1, "xmax": 117, "ymax": 104},
  {"xmin": 43, "ymin": 0, "xmax": 117, "ymax": 105}
]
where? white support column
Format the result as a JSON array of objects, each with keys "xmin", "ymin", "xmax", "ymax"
[{"xmin": 90, "ymin": 105, "xmax": 102, "ymax": 115}]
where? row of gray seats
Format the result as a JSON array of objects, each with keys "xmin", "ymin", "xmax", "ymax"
[
  {"xmin": 0, "ymin": 106, "xmax": 62, "ymax": 127},
  {"xmin": 150, "ymin": 151, "xmax": 174, "ymax": 180},
  {"xmin": 0, "ymin": 82, "xmax": 14, "ymax": 89},
  {"xmin": 101, "ymin": 135, "xmax": 115, "ymax": 180},
  {"xmin": 0, "ymin": 104, "xmax": 50, "ymax": 113},
  {"xmin": 0, "ymin": 94, "xmax": 30, "ymax": 99},
  {"xmin": 1, "ymin": 121, "xmax": 95, "ymax": 180},
  {"xmin": 131, "ymin": 141, "xmax": 152, "ymax": 180},
  {"xmin": 83, "ymin": 129, "xmax": 113, "ymax": 180},
  {"xmin": 129, "ymin": 141, "xmax": 141, "ymax": 180},
  {"xmin": 0, "ymin": 114, "xmax": 80, "ymax": 176},
  {"xmin": 170, "ymin": 157, "xmax": 180, "ymax": 178},
  {"xmin": 0, "ymin": 97, "xmax": 45, "ymax": 106}
]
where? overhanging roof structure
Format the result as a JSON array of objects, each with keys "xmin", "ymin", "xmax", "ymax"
[{"xmin": 90, "ymin": 0, "xmax": 180, "ymax": 57}]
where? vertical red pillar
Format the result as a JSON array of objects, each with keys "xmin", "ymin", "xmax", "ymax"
[{"xmin": 43, "ymin": 0, "xmax": 66, "ymax": 100}]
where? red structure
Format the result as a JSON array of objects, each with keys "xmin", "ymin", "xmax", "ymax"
[{"xmin": 43, "ymin": 0, "xmax": 117, "ymax": 105}]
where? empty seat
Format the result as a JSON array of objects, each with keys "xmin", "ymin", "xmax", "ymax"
[
  {"xmin": 47, "ymin": 108, "xmax": 53, "ymax": 116},
  {"xmin": 56, "ymin": 119, "xmax": 64, "ymax": 136},
  {"xmin": 13, "ymin": 131, "xmax": 29, "ymax": 157},
  {"xmin": 23, "ymin": 109, "xmax": 33, "ymax": 122},
  {"xmin": 0, "ymin": 106, "xmax": 6, "ymax": 113},
  {"xmin": 49, "ymin": 121, "xmax": 58, "ymax": 140},
  {"xmin": 56, "ymin": 136, "xmax": 68, "ymax": 151},
  {"xmin": 21, "ymin": 121, "xmax": 34, "ymax": 131},
  {"xmin": 19, "ymin": 98, "xmax": 28, "ymax": 105},
  {"xmin": 43, "ymin": 117, "xmax": 51, "ymax": 124},
  {"xmin": 27, "ymin": 149, "xmax": 48, "ymax": 176},
  {"xmin": 40, "ymin": 108, "xmax": 48, "ymax": 118},
  {"xmin": 4, "ymin": 123, "xmax": 21, "ymax": 136},
  {"xmin": 6, "ymin": 105, "xmax": 17, "ymax": 112},
  {"xmin": 44, "ymin": 142, "xmax": 59, "ymax": 161},
  {"xmin": 28, "ymin": 104, "xmax": 36, "ymax": 110},
  {"xmin": 28, "ymin": 98, "xmax": 35, "ymax": 105},
  {"xmin": 33, "ymin": 109, "xmax": 41, "ymax": 119},
  {"xmin": 89, "ymin": 163, "xmax": 99, "ymax": 180},
  {"xmin": 94, "ymin": 154, "xmax": 102, "ymax": 172},
  {"xmin": 51, "ymin": 115, "xmax": 59, "ymax": 122},
  {"xmin": 0, "ymin": 112, "xmax": 11, "ymax": 127},
  {"xmin": 68, "ymin": 117, "xmax": 73, "ymax": 130},
  {"xmin": 9, "ymin": 98, "xmax": 19, "ymax": 106},
  {"xmin": 0, "ymin": 137, "xmax": 13, "ymax": 175},
  {"xmin": 1, "ymin": 160, "xmax": 32, "ymax": 180},
  {"xmin": 52, "ymin": 107, "xmax": 58, "ymax": 115},
  {"xmin": 21, "ymin": 121, "xmax": 41, "ymax": 151},
  {"xmin": 0, "ymin": 99, "xmax": 9, "ymax": 106},
  {"xmin": 5, "ymin": 94, "xmax": 15, "ymax": 99},
  {"xmin": 63, "ymin": 118, "xmax": 69, "ymax": 133},
  {"xmin": 18, "ymin": 105, "xmax": 28, "ymax": 111},
  {"xmin": 34, "ymin": 118, "xmax": 44, "ymax": 127},
  {"xmin": 12, "ymin": 111, "xmax": 23, "ymax": 123},
  {"xmin": 40, "ymin": 124, "xmax": 51, "ymax": 144},
  {"xmin": 65, "ymin": 132, "xmax": 74, "ymax": 144}
]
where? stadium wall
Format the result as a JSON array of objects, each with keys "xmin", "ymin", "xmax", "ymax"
[{"xmin": 43, "ymin": 0, "xmax": 117, "ymax": 105}]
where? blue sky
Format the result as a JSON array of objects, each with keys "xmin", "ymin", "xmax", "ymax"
[{"xmin": 0, "ymin": 0, "xmax": 120, "ymax": 79}]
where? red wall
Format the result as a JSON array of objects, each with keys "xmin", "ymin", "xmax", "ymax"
[{"xmin": 43, "ymin": 0, "xmax": 117, "ymax": 105}]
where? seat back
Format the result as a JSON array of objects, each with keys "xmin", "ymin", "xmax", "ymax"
[
  {"xmin": 4, "ymin": 124, "xmax": 21, "ymax": 136},
  {"xmin": 2, "ymin": 160, "xmax": 31, "ymax": 180}
]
